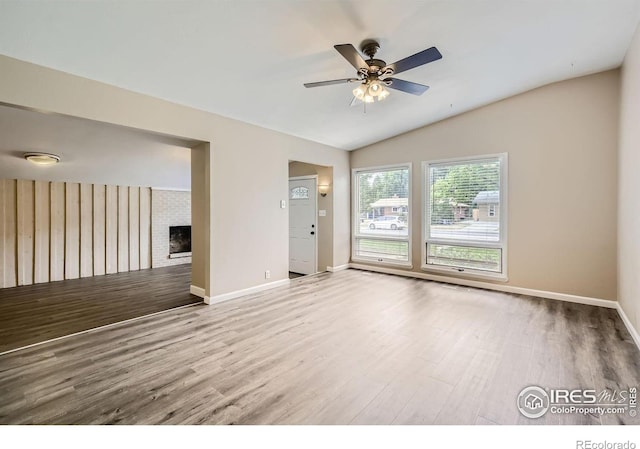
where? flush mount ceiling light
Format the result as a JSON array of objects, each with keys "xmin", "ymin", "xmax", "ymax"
[{"xmin": 24, "ymin": 152, "xmax": 60, "ymax": 166}]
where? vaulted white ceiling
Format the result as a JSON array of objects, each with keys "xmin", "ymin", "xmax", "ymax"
[{"xmin": 0, "ymin": 1, "xmax": 639, "ymax": 150}]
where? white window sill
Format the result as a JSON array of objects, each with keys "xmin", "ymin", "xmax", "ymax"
[
  {"xmin": 421, "ymin": 264, "xmax": 508, "ymax": 282},
  {"xmin": 355, "ymin": 234, "xmax": 410, "ymax": 242},
  {"xmin": 352, "ymin": 257, "xmax": 413, "ymax": 270}
]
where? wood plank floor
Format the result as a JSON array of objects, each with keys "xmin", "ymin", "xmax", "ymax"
[
  {"xmin": 0, "ymin": 269, "xmax": 639, "ymax": 424},
  {"xmin": 0, "ymin": 264, "xmax": 201, "ymax": 353}
]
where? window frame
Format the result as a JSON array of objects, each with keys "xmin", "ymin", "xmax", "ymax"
[
  {"xmin": 421, "ymin": 153, "xmax": 508, "ymax": 281},
  {"xmin": 352, "ymin": 163, "xmax": 412, "ymax": 268}
]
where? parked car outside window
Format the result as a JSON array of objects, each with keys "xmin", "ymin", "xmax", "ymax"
[{"xmin": 368, "ymin": 215, "xmax": 406, "ymax": 230}]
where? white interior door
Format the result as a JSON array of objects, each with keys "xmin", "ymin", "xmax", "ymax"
[{"xmin": 289, "ymin": 177, "xmax": 317, "ymax": 275}]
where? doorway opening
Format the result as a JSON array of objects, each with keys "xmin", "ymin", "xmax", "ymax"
[
  {"xmin": 289, "ymin": 175, "xmax": 317, "ymax": 278},
  {"xmin": 288, "ymin": 161, "xmax": 333, "ymax": 279},
  {"xmin": 0, "ymin": 103, "xmax": 206, "ymax": 353}
]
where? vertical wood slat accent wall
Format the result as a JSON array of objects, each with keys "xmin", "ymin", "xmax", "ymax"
[
  {"xmin": 117, "ymin": 186, "xmax": 129, "ymax": 273},
  {"xmin": 34, "ymin": 181, "xmax": 50, "ymax": 284},
  {"xmin": 0, "ymin": 179, "xmax": 152, "ymax": 288},
  {"xmin": 50, "ymin": 182, "xmax": 65, "ymax": 282},
  {"xmin": 16, "ymin": 180, "xmax": 34, "ymax": 286},
  {"xmin": 93, "ymin": 185, "xmax": 106, "ymax": 277},
  {"xmin": 105, "ymin": 185, "xmax": 118, "ymax": 275},
  {"xmin": 0, "ymin": 180, "xmax": 17, "ymax": 288},
  {"xmin": 128, "ymin": 187, "xmax": 140, "ymax": 271},
  {"xmin": 65, "ymin": 182, "xmax": 80, "ymax": 280},
  {"xmin": 80, "ymin": 183, "xmax": 93, "ymax": 278}
]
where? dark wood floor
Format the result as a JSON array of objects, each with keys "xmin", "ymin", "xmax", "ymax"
[
  {"xmin": 0, "ymin": 269, "xmax": 639, "ymax": 424},
  {"xmin": 0, "ymin": 264, "xmax": 201, "ymax": 353}
]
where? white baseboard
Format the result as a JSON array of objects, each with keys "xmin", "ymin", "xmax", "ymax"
[
  {"xmin": 348, "ymin": 263, "xmax": 617, "ymax": 309},
  {"xmin": 205, "ymin": 278, "xmax": 290, "ymax": 305},
  {"xmin": 327, "ymin": 264, "xmax": 350, "ymax": 272},
  {"xmin": 189, "ymin": 285, "xmax": 206, "ymax": 299},
  {"xmin": 617, "ymin": 303, "xmax": 640, "ymax": 351}
]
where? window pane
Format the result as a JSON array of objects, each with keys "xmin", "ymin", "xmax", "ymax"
[
  {"xmin": 355, "ymin": 238, "xmax": 409, "ymax": 262},
  {"xmin": 427, "ymin": 243, "xmax": 501, "ymax": 273},
  {"xmin": 357, "ymin": 168, "xmax": 409, "ymax": 238},
  {"xmin": 290, "ymin": 186, "xmax": 309, "ymax": 199},
  {"xmin": 428, "ymin": 160, "xmax": 500, "ymax": 242}
]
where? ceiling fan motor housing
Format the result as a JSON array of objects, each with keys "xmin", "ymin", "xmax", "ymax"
[
  {"xmin": 361, "ymin": 41, "xmax": 380, "ymax": 58},
  {"xmin": 361, "ymin": 41, "xmax": 388, "ymax": 75},
  {"xmin": 366, "ymin": 59, "xmax": 387, "ymax": 73}
]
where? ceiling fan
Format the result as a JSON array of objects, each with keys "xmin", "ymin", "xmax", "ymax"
[{"xmin": 304, "ymin": 40, "xmax": 442, "ymax": 104}]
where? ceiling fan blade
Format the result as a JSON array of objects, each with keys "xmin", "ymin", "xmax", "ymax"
[
  {"xmin": 385, "ymin": 47, "xmax": 442, "ymax": 75},
  {"xmin": 304, "ymin": 78, "xmax": 359, "ymax": 88},
  {"xmin": 334, "ymin": 44, "xmax": 368, "ymax": 71},
  {"xmin": 387, "ymin": 78, "xmax": 430, "ymax": 95}
]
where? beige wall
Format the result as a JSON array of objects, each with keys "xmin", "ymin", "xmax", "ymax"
[
  {"xmin": 289, "ymin": 161, "xmax": 334, "ymax": 271},
  {"xmin": 0, "ymin": 55, "xmax": 351, "ymax": 298},
  {"xmin": 190, "ymin": 143, "xmax": 210, "ymax": 292},
  {"xmin": 1, "ymin": 53, "xmax": 622, "ymax": 304},
  {"xmin": 351, "ymin": 70, "xmax": 620, "ymax": 301},
  {"xmin": 618, "ymin": 24, "xmax": 640, "ymax": 333},
  {"xmin": 0, "ymin": 179, "xmax": 151, "ymax": 288}
]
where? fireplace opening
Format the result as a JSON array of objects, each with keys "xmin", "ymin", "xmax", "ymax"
[{"xmin": 169, "ymin": 225, "xmax": 191, "ymax": 258}]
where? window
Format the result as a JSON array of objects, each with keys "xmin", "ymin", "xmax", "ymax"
[
  {"xmin": 423, "ymin": 154, "xmax": 507, "ymax": 279},
  {"xmin": 290, "ymin": 186, "xmax": 309, "ymax": 199},
  {"xmin": 353, "ymin": 164, "xmax": 411, "ymax": 266}
]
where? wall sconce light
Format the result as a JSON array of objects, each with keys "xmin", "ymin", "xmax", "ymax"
[
  {"xmin": 318, "ymin": 184, "xmax": 330, "ymax": 197},
  {"xmin": 24, "ymin": 152, "xmax": 60, "ymax": 166}
]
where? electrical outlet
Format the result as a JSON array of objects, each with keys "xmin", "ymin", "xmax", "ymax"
[{"xmin": 265, "ymin": 270, "xmax": 271, "ymax": 279}]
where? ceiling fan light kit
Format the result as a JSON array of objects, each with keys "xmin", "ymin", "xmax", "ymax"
[
  {"xmin": 304, "ymin": 40, "xmax": 442, "ymax": 107},
  {"xmin": 353, "ymin": 79, "xmax": 390, "ymax": 103}
]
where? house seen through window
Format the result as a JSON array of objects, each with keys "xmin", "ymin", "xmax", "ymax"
[
  {"xmin": 353, "ymin": 165, "xmax": 411, "ymax": 265},
  {"xmin": 423, "ymin": 154, "xmax": 507, "ymax": 279}
]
